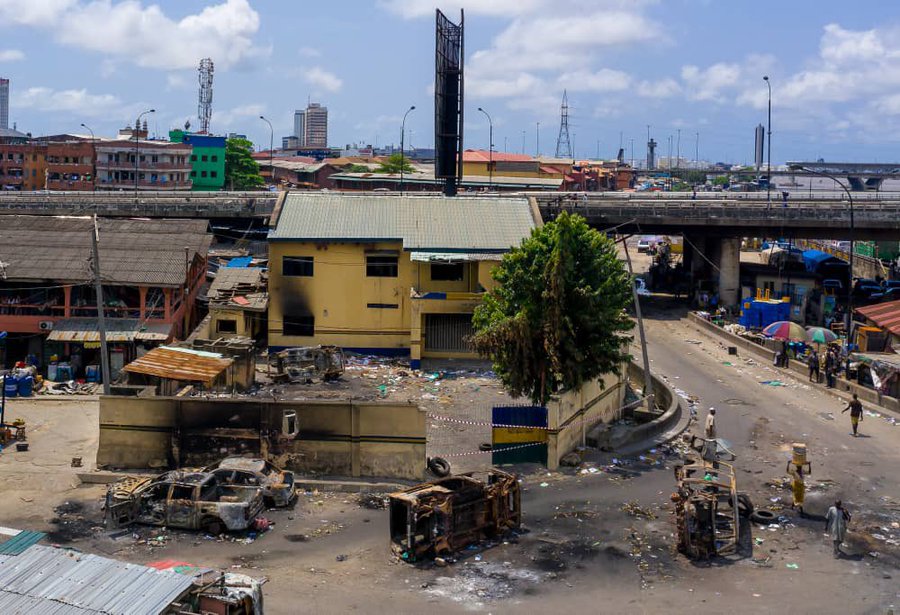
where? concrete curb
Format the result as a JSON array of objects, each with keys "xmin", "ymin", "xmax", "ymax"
[
  {"xmin": 592, "ymin": 363, "xmax": 686, "ymax": 454},
  {"xmin": 687, "ymin": 312, "xmax": 900, "ymax": 416}
]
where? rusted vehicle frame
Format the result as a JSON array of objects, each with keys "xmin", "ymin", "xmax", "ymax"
[
  {"xmin": 204, "ymin": 456, "xmax": 297, "ymax": 508},
  {"xmin": 267, "ymin": 345, "xmax": 345, "ymax": 383},
  {"xmin": 106, "ymin": 471, "xmax": 265, "ymax": 533},
  {"xmin": 389, "ymin": 470, "xmax": 521, "ymax": 561},
  {"xmin": 672, "ymin": 459, "xmax": 741, "ymax": 559}
]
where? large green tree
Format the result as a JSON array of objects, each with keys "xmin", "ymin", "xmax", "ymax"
[
  {"xmin": 375, "ymin": 153, "xmax": 415, "ymax": 174},
  {"xmin": 224, "ymin": 138, "xmax": 265, "ymax": 190},
  {"xmin": 472, "ymin": 212, "xmax": 633, "ymax": 405}
]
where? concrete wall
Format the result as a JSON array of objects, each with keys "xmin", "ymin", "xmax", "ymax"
[
  {"xmin": 545, "ymin": 368, "xmax": 626, "ymax": 469},
  {"xmin": 97, "ymin": 396, "xmax": 426, "ymax": 480}
]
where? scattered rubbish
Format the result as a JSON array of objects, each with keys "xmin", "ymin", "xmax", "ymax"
[
  {"xmin": 760, "ymin": 380, "xmax": 787, "ymax": 387},
  {"xmin": 358, "ymin": 493, "xmax": 388, "ymax": 510},
  {"xmin": 622, "ymin": 500, "xmax": 657, "ymax": 520},
  {"xmin": 336, "ymin": 554, "xmax": 347, "ymax": 562},
  {"xmin": 539, "ymin": 482, "xmax": 550, "ymax": 488},
  {"xmin": 786, "ymin": 563, "xmax": 799, "ymax": 569}
]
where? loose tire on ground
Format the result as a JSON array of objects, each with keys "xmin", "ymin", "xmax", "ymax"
[
  {"xmin": 749, "ymin": 509, "xmax": 776, "ymax": 524},
  {"xmin": 427, "ymin": 457, "xmax": 451, "ymax": 478}
]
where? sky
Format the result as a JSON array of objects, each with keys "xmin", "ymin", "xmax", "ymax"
[{"xmin": 2, "ymin": 0, "xmax": 900, "ymax": 164}]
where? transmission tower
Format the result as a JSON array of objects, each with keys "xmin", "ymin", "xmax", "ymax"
[
  {"xmin": 555, "ymin": 90, "xmax": 572, "ymax": 158},
  {"xmin": 197, "ymin": 58, "xmax": 214, "ymax": 134}
]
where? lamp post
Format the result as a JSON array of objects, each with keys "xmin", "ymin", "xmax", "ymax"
[
  {"xmin": 80, "ymin": 123, "xmax": 96, "ymax": 193},
  {"xmin": 763, "ymin": 76, "xmax": 772, "ymax": 208},
  {"xmin": 259, "ymin": 115, "xmax": 274, "ymax": 186},
  {"xmin": 477, "ymin": 107, "xmax": 493, "ymax": 189},
  {"xmin": 800, "ymin": 166, "xmax": 854, "ymax": 332},
  {"xmin": 400, "ymin": 105, "xmax": 415, "ymax": 193},
  {"xmin": 133, "ymin": 109, "xmax": 155, "ymax": 194}
]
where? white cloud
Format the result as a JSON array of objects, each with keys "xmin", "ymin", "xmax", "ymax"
[
  {"xmin": 557, "ymin": 69, "xmax": 631, "ymax": 93},
  {"xmin": 212, "ymin": 103, "xmax": 266, "ymax": 127},
  {"xmin": 11, "ymin": 86, "xmax": 122, "ymax": 117},
  {"xmin": 165, "ymin": 73, "xmax": 190, "ymax": 91},
  {"xmin": 636, "ymin": 78, "xmax": 681, "ymax": 98},
  {"xmin": 379, "ymin": 0, "xmax": 544, "ymax": 19},
  {"xmin": 0, "ymin": 49, "xmax": 24, "ymax": 62},
  {"xmin": 298, "ymin": 47, "xmax": 321, "ymax": 58},
  {"xmin": 680, "ymin": 63, "xmax": 741, "ymax": 102},
  {"xmin": 0, "ymin": 0, "xmax": 264, "ymax": 70},
  {"xmin": 303, "ymin": 67, "xmax": 343, "ymax": 93}
]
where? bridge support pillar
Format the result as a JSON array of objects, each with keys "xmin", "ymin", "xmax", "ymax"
[{"xmin": 718, "ymin": 237, "xmax": 740, "ymax": 307}]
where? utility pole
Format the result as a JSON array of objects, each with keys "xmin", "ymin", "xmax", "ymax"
[
  {"xmin": 91, "ymin": 216, "xmax": 111, "ymax": 396},
  {"xmin": 676, "ymin": 128, "xmax": 681, "ymax": 173},
  {"xmin": 623, "ymin": 238, "xmax": 653, "ymax": 409}
]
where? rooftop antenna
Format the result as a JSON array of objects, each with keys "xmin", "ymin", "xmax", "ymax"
[
  {"xmin": 198, "ymin": 58, "xmax": 214, "ymax": 134},
  {"xmin": 555, "ymin": 90, "xmax": 572, "ymax": 158}
]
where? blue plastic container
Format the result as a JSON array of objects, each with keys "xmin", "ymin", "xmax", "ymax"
[
  {"xmin": 85, "ymin": 365, "xmax": 100, "ymax": 383},
  {"xmin": 3, "ymin": 375, "xmax": 19, "ymax": 398},
  {"xmin": 17, "ymin": 375, "xmax": 33, "ymax": 397}
]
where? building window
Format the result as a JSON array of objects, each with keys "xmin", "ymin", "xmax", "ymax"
[
  {"xmin": 210, "ymin": 171, "xmax": 218, "ymax": 178},
  {"xmin": 201, "ymin": 170, "xmax": 208, "ymax": 178},
  {"xmin": 191, "ymin": 154, "xmax": 197, "ymax": 162},
  {"xmin": 216, "ymin": 319, "xmax": 237, "ymax": 334},
  {"xmin": 430, "ymin": 263, "xmax": 465, "ymax": 281},
  {"xmin": 283, "ymin": 315, "xmax": 315, "ymax": 337},
  {"xmin": 190, "ymin": 171, "xmax": 196, "ymax": 177},
  {"xmin": 366, "ymin": 255, "xmax": 398, "ymax": 278},
  {"xmin": 367, "ymin": 303, "xmax": 399, "ymax": 309},
  {"xmin": 201, "ymin": 155, "xmax": 208, "ymax": 162},
  {"xmin": 211, "ymin": 155, "xmax": 218, "ymax": 162},
  {"xmin": 283, "ymin": 256, "xmax": 314, "ymax": 277}
]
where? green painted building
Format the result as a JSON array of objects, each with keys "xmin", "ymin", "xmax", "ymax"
[{"xmin": 169, "ymin": 129, "xmax": 226, "ymax": 191}]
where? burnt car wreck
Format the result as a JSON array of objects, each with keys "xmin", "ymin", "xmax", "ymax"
[
  {"xmin": 106, "ymin": 470, "xmax": 265, "ymax": 534},
  {"xmin": 204, "ymin": 456, "xmax": 297, "ymax": 508},
  {"xmin": 267, "ymin": 345, "xmax": 345, "ymax": 383},
  {"xmin": 389, "ymin": 470, "xmax": 521, "ymax": 562}
]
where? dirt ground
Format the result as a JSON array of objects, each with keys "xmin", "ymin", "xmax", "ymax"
[{"xmin": 0, "ymin": 242, "xmax": 898, "ymax": 613}]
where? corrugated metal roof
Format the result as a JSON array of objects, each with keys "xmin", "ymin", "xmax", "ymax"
[
  {"xmin": 857, "ymin": 299, "xmax": 900, "ymax": 337},
  {"xmin": 0, "ymin": 545, "xmax": 193, "ymax": 615},
  {"xmin": 122, "ymin": 346, "xmax": 232, "ymax": 385},
  {"xmin": 270, "ymin": 193, "xmax": 536, "ymax": 252},
  {"xmin": 0, "ymin": 217, "xmax": 210, "ymax": 287},
  {"xmin": 0, "ymin": 531, "xmax": 46, "ymax": 556},
  {"xmin": 46, "ymin": 319, "xmax": 172, "ymax": 343},
  {"xmin": 410, "ymin": 252, "xmax": 504, "ymax": 262}
]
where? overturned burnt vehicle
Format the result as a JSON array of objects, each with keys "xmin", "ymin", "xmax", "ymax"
[
  {"xmin": 267, "ymin": 345, "xmax": 345, "ymax": 383},
  {"xmin": 389, "ymin": 470, "xmax": 521, "ymax": 562},
  {"xmin": 204, "ymin": 456, "xmax": 296, "ymax": 508},
  {"xmin": 106, "ymin": 470, "xmax": 265, "ymax": 534}
]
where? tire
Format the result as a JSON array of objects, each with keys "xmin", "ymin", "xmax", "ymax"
[
  {"xmin": 202, "ymin": 517, "xmax": 224, "ymax": 535},
  {"xmin": 427, "ymin": 457, "xmax": 451, "ymax": 478},
  {"xmin": 750, "ymin": 509, "xmax": 776, "ymax": 524},
  {"xmin": 737, "ymin": 493, "xmax": 754, "ymax": 517}
]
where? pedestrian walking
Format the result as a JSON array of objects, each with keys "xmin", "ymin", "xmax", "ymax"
[
  {"xmin": 788, "ymin": 463, "xmax": 806, "ymax": 516},
  {"xmin": 825, "ymin": 349, "xmax": 836, "ymax": 388},
  {"xmin": 807, "ymin": 350, "xmax": 819, "ymax": 383},
  {"xmin": 825, "ymin": 500, "xmax": 851, "ymax": 558},
  {"xmin": 704, "ymin": 408, "xmax": 717, "ymax": 439},
  {"xmin": 842, "ymin": 394, "xmax": 864, "ymax": 436}
]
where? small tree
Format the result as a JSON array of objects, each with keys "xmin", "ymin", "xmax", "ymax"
[
  {"xmin": 375, "ymin": 153, "xmax": 415, "ymax": 174},
  {"xmin": 224, "ymin": 138, "xmax": 265, "ymax": 190},
  {"xmin": 472, "ymin": 212, "xmax": 633, "ymax": 405}
]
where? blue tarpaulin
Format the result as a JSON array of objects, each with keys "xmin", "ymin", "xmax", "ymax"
[
  {"xmin": 802, "ymin": 249, "xmax": 845, "ymax": 273},
  {"xmin": 224, "ymin": 256, "xmax": 253, "ymax": 268}
]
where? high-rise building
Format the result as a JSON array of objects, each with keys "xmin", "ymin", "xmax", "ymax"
[
  {"xmin": 293, "ymin": 102, "xmax": 327, "ymax": 148},
  {"xmin": 0, "ymin": 78, "xmax": 9, "ymax": 130},
  {"xmin": 293, "ymin": 109, "xmax": 307, "ymax": 145}
]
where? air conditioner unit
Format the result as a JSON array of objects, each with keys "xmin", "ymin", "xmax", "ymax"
[{"xmin": 39, "ymin": 321, "xmax": 54, "ymax": 331}]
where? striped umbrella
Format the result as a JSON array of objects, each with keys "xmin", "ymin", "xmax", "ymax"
[
  {"xmin": 806, "ymin": 326, "xmax": 838, "ymax": 345},
  {"xmin": 762, "ymin": 320, "xmax": 806, "ymax": 341}
]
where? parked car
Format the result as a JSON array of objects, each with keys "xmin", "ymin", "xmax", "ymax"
[
  {"xmin": 204, "ymin": 457, "xmax": 296, "ymax": 507},
  {"xmin": 105, "ymin": 470, "xmax": 265, "ymax": 534},
  {"xmin": 636, "ymin": 237, "xmax": 652, "ymax": 253}
]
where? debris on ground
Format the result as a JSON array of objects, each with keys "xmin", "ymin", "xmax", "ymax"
[
  {"xmin": 621, "ymin": 501, "xmax": 658, "ymax": 520},
  {"xmin": 358, "ymin": 493, "xmax": 388, "ymax": 510}
]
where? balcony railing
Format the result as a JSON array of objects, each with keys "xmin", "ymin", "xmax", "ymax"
[{"xmin": 0, "ymin": 304, "xmax": 66, "ymax": 317}]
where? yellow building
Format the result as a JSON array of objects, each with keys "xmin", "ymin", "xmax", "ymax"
[
  {"xmin": 462, "ymin": 150, "xmax": 565, "ymax": 180},
  {"xmin": 268, "ymin": 193, "xmax": 539, "ymax": 368}
]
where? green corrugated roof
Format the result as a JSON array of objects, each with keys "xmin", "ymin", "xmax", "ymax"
[
  {"xmin": 0, "ymin": 531, "xmax": 46, "ymax": 556},
  {"xmin": 270, "ymin": 193, "xmax": 536, "ymax": 252}
]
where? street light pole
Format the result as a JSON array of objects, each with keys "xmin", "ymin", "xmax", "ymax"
[
  {"xmin": 80, "ymin": 123, "xmax": 96, "ymax": 193},
  {"xmin": 259, "ymin": 116, "xmax": 273, "ymax": 186},
  {"xmin": 477, "ymin": 107, "xmax": 493, "ymax": 189},
  {"xmin": 763, "ymin": 76, "xmax": 772, "ymax": 208},
  {"xmin": 134, "ymin": 109, "xmax": 155, "ymax": 194},
  {"xmin": 400, "ymin": 105, "xmax": 415, "ymax": 193},
  {"xmin": 800, "ymin": 166, "xmax": 855, "ymax": 332}
]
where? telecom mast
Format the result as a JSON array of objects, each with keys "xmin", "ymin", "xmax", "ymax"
[{"xmin": 198, "ymin": 58, "xmax": 214, "ymax": 134}]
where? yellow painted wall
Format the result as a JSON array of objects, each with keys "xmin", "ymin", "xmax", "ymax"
[
  {"xmin": 210, "ymin": 307, "xmax": 256, "ymax": 338},
  {"xmin": 269, "ymin": 240, "xmax": 415, "ymax": 350},
  {"xmin": 462, "ymin": 160, "xmax": 559, "ymax": 179}
]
